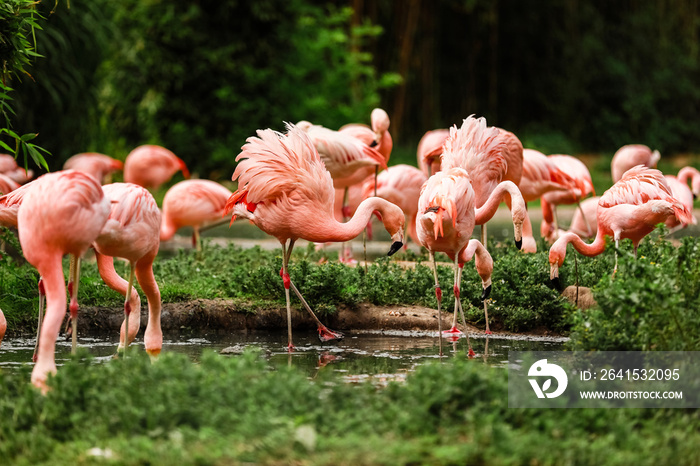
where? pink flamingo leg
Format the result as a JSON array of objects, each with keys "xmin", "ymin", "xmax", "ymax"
[
  {"xmin": 135, "ymin": 252, "xmax": 162, "ymax": 358},
  {"xmin": 32, "ymin": 278, "xmax": 46, "ymax": 362},
  {"xmin": 282, "ymin": 241, "xmax": 295, "ymax": 351},
  {"xmin": 443, "ymin": 263, "xmax": 463, "ymax": 336},
  {"xmin": 95, "ymin": 252, "xmax": 140, "ymax": 351},
  {"xmin": 430, "ymin": 253, "xmax": 443, "ymax": 357}
]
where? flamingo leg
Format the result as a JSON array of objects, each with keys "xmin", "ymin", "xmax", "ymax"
[
  {"xmin": 454, "ymin": 263, "xmax": 474, "ymax": 357},
  {"xmin": 552, "ymin": 206, "xmax": 560, "ymax": 232},
  {"xmin": 32, "ymin": 278, "xmax": 45, "ymax": 363},
  {"xmin": 577, "ymin": 201, "xmax": 593, "ymax": 237},
  {"xmin": 443, "ymin": 260, "xmax": 462, "ymax": 336},
  {"xmin": 281, "ymin": 240, "xmax": 294, "ymax": 351},
  {"xmin": 430, "ymin": 252, "xmax": 443, "ymax": 357},
  {"xmin": 123, "ymin": 262, "xmax": 136, "ymax": 356},
  {"xmin": 193, "ymin": 226, "xmax": 201, "ymax": 252},
  {"xmin": 481, "ymin": 224, "xmax": 487, "ymax": 248},
  {"xmin": 68, "ymin": 256, "xmax": 82, "ymax": 354},
  {"xmin": 613, "ymin": 239, "xmax": 620, "ymax": 276},
  {"xmin": 340, "ymin": 187, "xmax": 351, "ymax": 263},
  {"xmin": 288, "ymin": 282, "xmax": 343, "ymax": 341}
]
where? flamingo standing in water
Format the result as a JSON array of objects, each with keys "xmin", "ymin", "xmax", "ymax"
[
  {"xmin": 419, "ymin": 116, "xmax": 510, "ymax": 341},
  {"xmin": 160, "ymin": 179, "xmax": 233, "ymax": 250},
  {"xmin": 611, "ymin": 144, "xmax": 660, "ymax": 183},
  {"xmin": 63, "ymin": 153, "xmax": 124, "ymax": 184},
  {"xmin": 225, "ymin": 123, "xmax": 405, "ymax": 350},
  {"xmin": 124, "ymin": 145, "xmax": 190, "ymax": 190},
  {"xmin": 94, "ymin": 183, "xmax": 163, "ymax": 356},
  {"xmin": 549, "ymin": 166, "xmax": 692, "ymax": 286},
  {"xmin": 17, "ymin": 171, "xmax": 110, "ymax": 393}
]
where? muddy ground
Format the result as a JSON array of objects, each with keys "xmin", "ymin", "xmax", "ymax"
[{"xmin": 70, "ymin": 298, "xmax": 572, "ymax": 341}]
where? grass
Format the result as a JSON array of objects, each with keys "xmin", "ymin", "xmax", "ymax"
[{"xmin": 1, "ymin": 349, "xmax": 699, "ymax": 465}]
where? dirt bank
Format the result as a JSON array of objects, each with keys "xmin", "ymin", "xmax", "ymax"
[{"xmin": 66, "ymin": 299, "xmax": 566, "ymax": 341}]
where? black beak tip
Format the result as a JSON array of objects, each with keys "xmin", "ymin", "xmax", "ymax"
[
  {"xmin": 515, "ymin": 238, "xmax": 522, "ymax": 250},
  {"xmin": 550, "ymin": 276, "xmax": 560, "ymax": 289},
  {"xmin": 481, "ymin": 284, "xmax": 492, "ymax": 301},
  {"xmin": 388, "ymin": 241, "xmax": 403, "ymax": 256}
]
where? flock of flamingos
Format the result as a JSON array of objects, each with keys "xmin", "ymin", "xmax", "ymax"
[{"xmin": 0, "ymin": 110, "xmax": 698, "ymax": 392}]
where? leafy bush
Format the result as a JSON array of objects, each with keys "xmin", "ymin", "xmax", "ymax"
[{"xmin": 1, "ymin": 350, "xmax": 699, "ymax": 464}]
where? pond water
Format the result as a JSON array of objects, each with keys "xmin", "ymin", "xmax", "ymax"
[{"xmin": 0, "ymin": 331, "xmax": 566, "ymax": 383}]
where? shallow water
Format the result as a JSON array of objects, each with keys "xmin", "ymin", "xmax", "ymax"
[{"xmin": 0, "ymin": 330, "xmax": 565, "ymax": 383}]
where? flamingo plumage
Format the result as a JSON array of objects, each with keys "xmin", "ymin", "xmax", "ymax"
[
  {"xmin": 0, "ymin": 153, "xmax": 33, "ymax": 184},
  {"xmin": 63, "ymin": 152, "xmax": 124, "ymax": 184},
  {"xmin": 225, "ymin": 123, "xmax": 405, "ymax": 350},
  {"xmin": 549, "ymin": 166, "xmax": 692, "ymax": 286},
  {"xmin": 123, "ymin": 145, "xmax": 190, "ymax": 190},
  {"xmin": 611, "ymin": 144, "xmax": 660, "ymax": 183},
  {"xmin": 95, "ymin": 183, "xmax": 163, "ymax": 356},
  {"xmin": 417, "ymin": 129, "xmax": 449, "ymax": 178},
  {"xmin": 16, "ymin": 171, "xmax": 110, "ymax": 393},
  {"xmin": 160, "ymin": 179, "xmax": 233, "ymax": 250}
]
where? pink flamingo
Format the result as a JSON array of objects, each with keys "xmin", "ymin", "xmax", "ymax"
[
  {"xmin": 17, "ymin": 171, "xmax": 110, "ymax": 393},
  {"xmin": 549, "ymin": 166, "xmax": 692, "ymax": 286},
  {"xmin": 543, "ymin": 196, "xmax": 600, "ymax": 242},
  {"xmin": 95, "ymin": 183, "xmax": 162, "ymax": 356},
  {"xmin": 417, "ymin": 167, "xmax": 494, "ymax": 350},
  {"xmin": 0, "ymin": 153, "xmax": 34, "ymax": 184},
  {"xmin": 123, "ymin": 145, "xmax": 190, "ymax": 189},
  {"xmin": 611, "ymin": 144, "xmax": 660, "ymax": 183},
  {"xmin": 339, "ymin": 108, "xmax": 393, "ymax": 165},
  {"xmin": 518, "ymin": 149, "xmax": 579, "ymax": 251},
  {"xmin": 440, "ymin": 117, "xmax": 528, "ymax": 252},
  {"xmin": 663, "ymin": 175, "xmax": 697, "ymax": 232},
  {"xmin": 160, "ymin": 179, "xmax": 233, "ymax": 250},
  {"xmin": 0, "ymin": 308, "xmax": 5, "ymax": 347},
  {"xmin": 360, "ymin": 164, "xmax": 426, "ymax": 246},
  {"xmin": 63, "ymin": 152, "xmax": 124, "ymax": 184},
  {"xmin": 0, "ymin": 173, "xmax": 20, "ymax": 195},
  {"xmin": 417, "ymin": 129, "xmax": 449, "ymax": 177},
  {"xmin": 297, "ymin": 118, "xmax": 388, "ymax": 262},
  {"xmin": 540, "ymin": 154, "xmax": 596, "ymax": 240},
  {"xmin": 676, "ymin": 166, "xmax": 700, "ymax": 198},
  {"xmin": 224, "ymin": 123, "xmax": 405, "ymax": 350}
]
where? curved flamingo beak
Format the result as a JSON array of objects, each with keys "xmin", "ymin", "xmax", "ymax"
[
  {"xmin": 481, "ymin": 284, "xmax": 492, "ymax": 301},
  {"xmin": 388, "ymin": 241, "xmax": 403, "ymax": 256},
  {"xmin": 550, "ymin": 263, "xmax": 560, "ymax": 289}
]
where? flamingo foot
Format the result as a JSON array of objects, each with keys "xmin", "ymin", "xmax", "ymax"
[
  {"xmin": 318, "ymin": 325, "xmax": 344, "ymax": 342},
  {"xmin": 447, "ymin": 335, "xmax": 461, "ymax": 343},
  {"xmin": 287, "ymin": 342, "xmax": 295, "ymax": 352},
  {"xmin": 338, "ymin": 256, "xmax": 358, "ymax": 265},
  {"xmin": 468, "ymin": 348, "xmax": 475, "ymax": 357},
  {"xmin": 485, "ymin": 330, "xmax": 492, "ymax": 335},
  {"xmin": 442, "ymin": 326, "xmax": 464, "ymax": 336}
]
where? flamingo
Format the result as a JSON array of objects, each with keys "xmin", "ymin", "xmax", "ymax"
[
  {"xmin": 540, "ymin": 154, "xmax": 596, "ymax": 239},
  {"xmin": 663, "ymin": 175, "xmax": 697, "ymax": 232},
  {"xmin": 543, "ymin": 196, "xmax": 600, "ymax": 242},
  {"xmin": 160, "ymin": 179, "xmax": 233, "ymax": 250},
  {"xmin": 440, "ymin": 117, "xmax": 528, "ymax": 252},
  {"xmin": 0, "ymin": 173, "xmax": 20, "ymax": 195},
  {"xmin": 297, "ymin": 118, "xmax": 388, "ymax": 262},
  {"xmin": 676, "ymin": 166, "xmax": 700, "ymax": 198},
  {"xmin": 0, "ymin": 153, "xmax": 34, "ymax": 184},
  {"xmin": 17, "ymin": 171, "xmax": 110, "ymax": 393},
  {"xmin": 417, "ymin": 128, "xmax": 449, "ymax": 178},
  {"xmin": 95, "ymin": 183, "xmax": 162, "ymax": 356},
  {"xmin": 123, "ymin": 145, "xmax": 190, "ymax": 189},
  {"xmin": 611, "ymin": 144, "xmax": 660, "ymax": 183},
  {"xmin": 360, "ymin": 164, "xmax": 426, "ymax": 246},
  {"xmin": 0, "ymin": 308, "xmax": 5, "ymax": 346},
  {"xmin": 224, "ymin": 123, "xmax": 405, "ymax": 350},
  {"xmin": 549, "ymin": 166, "xmax": 692, "ymax": 286},
  {"xmin": 417, "ymin": 167, "xmax": 494, "ymax": 350},
  {"xmin": 63, "ymin": 152, "xmax": 124, "ymax": 184}
]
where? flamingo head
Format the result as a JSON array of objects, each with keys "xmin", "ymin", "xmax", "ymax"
[
  {"xmin": 692, "ymin": 176, "xmax": 700, "ymax": 199},
  {"xmin": 378, "ymin": 200, "xmax": 405, "ymax": 256},
  {"xmin": 548, "ymin": 236, "xmax": 569, "ymax": 288}
]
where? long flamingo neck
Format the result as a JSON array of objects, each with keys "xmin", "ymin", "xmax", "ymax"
[
  {"xmin": 329, "ymin": 197, "xmax": 393, "ymax": 243},
  {"xmin": 96, "ymin": 252, "xmax": 141, "ymax": 310},
  {"xmin": 677, "ymin": 166, "xmax": 700, "ymax": 185},
  {"xmin": 378, "ymin": 131, "xmax": 393, "ymax": 161},
  {"xmin": 475, "ymin": 181, "xmax": 523, "ymax": 225},
  {"xmin": 541, "ymin": 198, "xmax": 554, "ymax": 223},
  {"xmin": 563, "ymin": 230, "xmax": 607, "ymax": 257}
]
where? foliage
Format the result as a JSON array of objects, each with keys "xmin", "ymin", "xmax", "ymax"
[
  {"xmin": 567, "ymin": 234, "xmax": 700, "ymax": 351},
  {"xmin": 0, "ymin": 350, "xmax": 699, "ymax": 464},
  {"xmin": 0, "ymin": 0, "xmax": 49, "ymax": 171}
]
